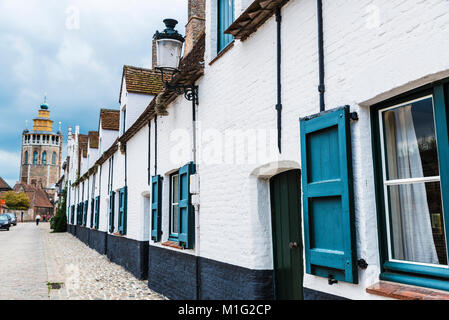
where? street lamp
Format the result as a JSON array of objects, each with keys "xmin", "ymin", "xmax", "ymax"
[
  {"xmin": 154, "ymin": 19, "xmax": 198, "ymax": 106},
  {"xmin": 153, "ymin": 19, "xmax": 199, "ymax": 164}
]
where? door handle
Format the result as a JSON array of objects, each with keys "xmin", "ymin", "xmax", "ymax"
[{"xmin": 289, "ymin": 242, "xmax": 298, "ymax": 249}]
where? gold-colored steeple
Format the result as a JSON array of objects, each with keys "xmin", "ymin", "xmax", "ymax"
[{"xmin": 32, "ymin": 97, "xmax": 53, "ymax": 132}]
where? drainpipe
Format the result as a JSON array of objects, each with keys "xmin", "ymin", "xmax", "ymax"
[
  {"xmin": 148, "ymin": 121, "xmax": 151, "ymax": 184},
  {"xmin": 317, "ymin": 0, "xmax": 325, "ymax": 112},
  {"xmin": 275, "ymin": 7, "xmax": 282, "ymax": 153},
  {"xmin": 154, "ymin": 116, "xmax": 158, "ymax": 176}
]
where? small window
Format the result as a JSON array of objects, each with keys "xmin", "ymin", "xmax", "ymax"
[
  {"xmin": 42, "ymin": 151, "xmax": 47, "ymax": 165},
  {"xmin": 169, "ymin": 172, "xmax": 180, "ymax": 239},
  {"xmin": 217, "ymin": 0, "xmax": 234, "ymax": 53},
  {"xmin": 24, "ymin": 151, "xmax": 28, "ymax": 165},
  {"xmin": 33, "ymin": 151, "xmax": 38, "ymax": 164},
  {"xmin": 52, "ymin": 152, "xmax": 56, "ymax": 165}
]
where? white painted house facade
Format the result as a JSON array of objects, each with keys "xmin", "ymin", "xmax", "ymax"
[{"xmin": 64, "ymin": 0, "xmax": 449, "ymax": 300}]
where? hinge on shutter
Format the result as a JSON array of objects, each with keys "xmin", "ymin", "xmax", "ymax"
[
  {"xmin": 350, "ymin": 112, "xmax": 359, "ymax": 121},
  {"xmin": 357, "ymin": 259, "xmax": 368, "ymax": 269},
  {"xmin": 328, "ymin": 275, "xmax": 338, "ymax": 285}
]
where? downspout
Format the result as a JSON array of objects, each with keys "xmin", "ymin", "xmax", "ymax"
[
  {"xmin": 275, "ymin": 7, "xmax": 282, "ymax": 153},
  {"xmin": 154, "ymin": 116, "xmax": 158, "ymax": 176},
  {"xmin": 148, "ymin": 121, "xmax": 151, "ymax": 184},
  {"xmin": 317, "ymin": 0, "xmax": 325, "ymax": 112}
]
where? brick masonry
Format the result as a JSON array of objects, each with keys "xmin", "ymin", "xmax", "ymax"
[{"xmin": 148, "ymin": 245, "xmax": 274, "ymax": 300}]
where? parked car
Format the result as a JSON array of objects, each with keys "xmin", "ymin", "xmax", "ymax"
[
  {"xmin": 0, "ymin": 214, "xmax": 11, "ymax": 231},
  {"xmin": 5, "ymin": 213, "xmax": 17, "ymax": 226}
]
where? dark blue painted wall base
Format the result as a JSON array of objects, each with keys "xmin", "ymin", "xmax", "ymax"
[
  {"xmin": 148, "ymin": 245, "xmax": 274, "ymax": 300},
  {"xmin": 106, "ymin": 234, "xmax": 149, "ymax": 280},
  {"xmin": 303, "ymin": 288, "xmax": 348, "ymax": 300},
  {"xmin": 67, "ymin": 224, "xmax": 148, "ymax": 280}
]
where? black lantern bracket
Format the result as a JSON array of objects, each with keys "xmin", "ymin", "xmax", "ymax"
[{"xmin": 157, "ymin": 69, "xmax": 199, "ymax": 106}]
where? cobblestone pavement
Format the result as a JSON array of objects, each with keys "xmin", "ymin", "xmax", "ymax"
[
  {"xmin": 0, "ymin": 222, "xmax": 165, "ymax": 300},
  {"xmin": 0, "ymin": 222, "xmax": 49, "ymax": 300}
]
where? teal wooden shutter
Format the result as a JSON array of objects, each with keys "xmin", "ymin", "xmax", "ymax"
[
  {"xmin": 77, "ymin": 203, "xmax": 81, "ymax": 225},
  {"xmin": 118, "ymin": 187, "xmax": 127, "ymax": 235},
  {"xmin": 218, "ymin": 0, "xmax": 234, "ymax": 52},
  {"xmin": 151, "ymin": 176, "xmax": 162, "ymax": 242},
  {"xmin": 71, "ymin": 205, "xmax": 75, "ymax": 224},
  {"xmin": 95, "ymin": 196, "xmax": 100, "ymax": 229},
  {"xmin": 83, "ymin": 200, "xmax": 88, "ymax": 226},
  {"xmin": 109, "ymin": 191, "xmax": 115, "ymax": 233},
  {"xmin": 300, "ymin": 106, "xmax": 358, "ymax": 284},
  {"xmin": 90, "ymin": 199, "xmax": 95, "ymax": 228},
  {"xmin": 178, "ymin": 162, "xmax": 196, "ymax": 249}
]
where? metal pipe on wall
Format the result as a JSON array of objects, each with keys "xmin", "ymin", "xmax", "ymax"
[
  {"xmin": 317, "ymin": 0, "xmax": 325, "ymax": 112},
  {"xmin": 276, "ymin": 6, "xmax": 282, "ymax": 153}
]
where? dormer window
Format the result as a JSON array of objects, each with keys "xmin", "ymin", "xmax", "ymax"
[{"xmin": 217, "ymin": 0, "xmax": 234, "ymax": 53}]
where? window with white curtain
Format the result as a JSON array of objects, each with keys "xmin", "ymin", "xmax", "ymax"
[{"xmin": 379, "ymin": 95, "xmax": 447, "ymax": 267}]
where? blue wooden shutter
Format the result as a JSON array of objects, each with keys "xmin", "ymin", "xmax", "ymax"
[
  {"xmin": 218, "ymin": 0, "xmax": 234, "ymax": 52},
  {"xmin": 118, "ymin": 187, "xmax": 127, "ymax": 235},
  {"xmin": 90, "ymin": 199, "xmax": 95, "ymax": 228},
  {"xmin": 151, "ymin": 176, "xmax": 162, "ymax": 242},
  {"xmin": 71, "ymin": 205, "xmax": 75, "ymax": 224},
  {"xmin": 109, "ymin": 191, "xmax": 115, "ymax": 233},
  {"xmin": 178, "ymin": 162, "xmax": 196, "ymax": 249},
  {"xmin": 83, "ymin": 200, "xmax": 88, "ymax": 226},
  {"xmin": 95, "ymin": 196, "xmax": 100, "ymax": 229},
  {"xmin": 300, "ymin": 106, "xmax": 358, "ymax": 284}
]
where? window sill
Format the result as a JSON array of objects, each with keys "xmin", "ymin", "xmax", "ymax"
[
  {"xmin": 366, "ymin": 281, "xmax": 449, "ymax": 300},
  {"xmin": 111, "ymin": 232, "xmax": 125, "ymax": 237},
  {"xmin": 209, "ymin": 41, "xmax": 235, "ymax": 66},
  {"xmin": 162, "ymin": 241, "xmax": 184, "ymax": 250}
]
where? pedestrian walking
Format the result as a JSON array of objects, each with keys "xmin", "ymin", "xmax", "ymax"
[{"xmin": 36, "ymin": 214, "xmax": 41, "ymax": 226}]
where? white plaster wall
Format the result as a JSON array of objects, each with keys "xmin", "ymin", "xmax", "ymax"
[
  {"xmin": 148, "ymin": 94, "xmax": 196, "ymax": 254},
  {"xmin": 126, "ymin": 125, "xmax": 151, "ymax": 241},
  {"xmin": 197, "ymin": 0, "xmax": 449, "ymax": 299},
  {"xmin": 98, "ymin": 161, "xmax": 109, "ymax": 232},
  {"xmin": 123, "ymin": 92, "xmax": 155, "ymax": 133},
  {"xmin": 99, "ymin": 128, "xmax": 118, "ymax": 155}
]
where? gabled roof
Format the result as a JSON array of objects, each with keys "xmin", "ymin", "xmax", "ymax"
[
  {"xmin": 0, "ymin": 177, "xmax": 11, "ymax": 191},
  {"xmin": 119, "ymin": 65, "xmax": 165, "ymax": 103},
  {"xmin": 100, "ymin": 109, "xmax": 120, "ymax": 131},
  {"xmin": 119, "ymin": 32, "xmax": 205, "ymax": 144},
  {"xmin": 78, "ymin": 134, "xmax": 88, "ymax": 158},
  {"xmin": 13, "ymin": 183, "xmax": 53, "ymax": 209},
  {"xmin": 88, "ymin": 131, "xmax": 99, "ymax": 149}
]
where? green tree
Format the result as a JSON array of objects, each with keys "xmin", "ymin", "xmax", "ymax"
[
  {"xmin": 1, "ymin": 191, "xmax": 30, "ymax": 210},
  {"xmin": 50, "ymin": 184, "xmax": 67, "ymax": 233}
]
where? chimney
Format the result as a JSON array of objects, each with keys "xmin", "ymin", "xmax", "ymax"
[
  {"xmin": 184, "ymin": 0, "xmax": 205, "ymax": 56},
  {"xmin": 152, "ymin": 38, "xmax": 158, "ymax": 69}
]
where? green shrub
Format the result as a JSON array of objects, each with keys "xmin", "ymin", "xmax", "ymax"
[{"xmin": 51, "ymin": 184, "xmax": 67, "ymax": 233}]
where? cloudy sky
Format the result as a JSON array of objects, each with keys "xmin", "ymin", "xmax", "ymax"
[{"xmin": 0, "ymin": 0, "xmax": 187, "ymax": 187}]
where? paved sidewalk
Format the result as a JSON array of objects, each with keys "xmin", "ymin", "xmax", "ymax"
[{"xmin": 0, "ymin": 223, "xmax": 49, "ymax": 300}]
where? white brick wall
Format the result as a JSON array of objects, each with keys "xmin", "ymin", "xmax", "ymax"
[{"xmin": 196, "ymin": 0, "xmax": 449, "ymax": 299}]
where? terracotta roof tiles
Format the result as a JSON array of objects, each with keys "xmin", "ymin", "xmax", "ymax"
[
  {"xmin": 100, "ymin": 109, "xmax": 120, "ymax": 131},
  {"xmin": 119, "ymin": 66, "xmax": 165, "ymax": 102}
]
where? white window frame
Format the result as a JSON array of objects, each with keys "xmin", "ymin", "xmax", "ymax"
[{"xmin": 378, "ymin": 94, "xmax": 448, "ymax": 269}]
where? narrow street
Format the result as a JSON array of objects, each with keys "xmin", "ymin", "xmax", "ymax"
[
  {"xmin": 0, "ymin": 223, "xmax": 48, "ymax": 300},
  {"xmin": 0, "ymin": 223, "xmax": 165, "ymax": 300}
]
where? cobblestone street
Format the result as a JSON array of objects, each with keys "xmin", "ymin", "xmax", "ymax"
[{"xmin": 0, "ymin": 223, "xmax": 165, "ymax": 300}]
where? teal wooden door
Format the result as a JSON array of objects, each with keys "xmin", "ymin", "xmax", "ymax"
[{"xmin": 270, "ymin": 169, "xmax": 303, "ymax": 300}]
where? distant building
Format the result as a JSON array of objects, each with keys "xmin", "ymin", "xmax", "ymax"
[
  {"xmin": 20, "ymin": 100, "xmax": 63, "ymax": 203},
  {"xmin": 13, "ymin": 182, "xmax": 53, "ymax": 222}
]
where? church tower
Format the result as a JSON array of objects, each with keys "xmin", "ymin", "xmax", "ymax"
[{"xmin": 20, "ymin": 100, "xmax": 63, "ymax": 194}]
